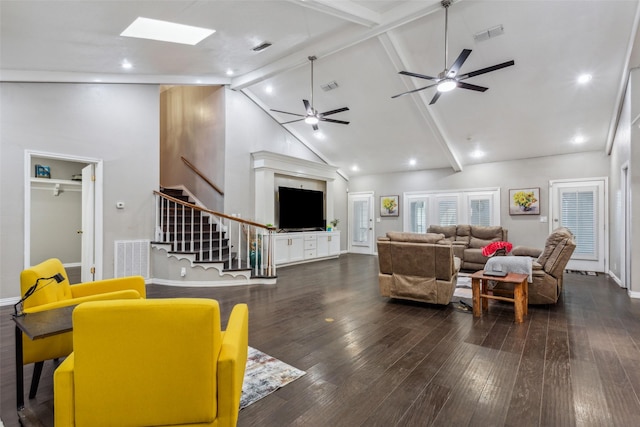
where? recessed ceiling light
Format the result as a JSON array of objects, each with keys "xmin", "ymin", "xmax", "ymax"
[
  {"xmin": 265, "ymin": 85, "xmax": 273, "ymax": 94},
  {"xmin": 121, "ymin": 60, "xmax": 133, "ymax": 70},
  {"xmin": 409, "ymin": 158, "xmax": 417, "ymax": 166},
  {"xmin": 573, "ymin": 135, "xmax": 586, "ymax": 144},
  {"xmin": 577, "ymin": 74, "xmax": 592, "ymax": 84},
  {"xmin": 351, "ymin": 165, "xmax": 359, "ymax": 172},
  {"xmin": 226, "ymin": 69, "xmax": 234, "ymax": 76},
  {"xmin": 120, "ymin": 17, "xmax": 215, "ymax": 45},
  {"xmin": 314, "ymin": 132, "xmax": 325, "ymax": 140},
  {"xmin": 470, "ymin": 149, "xmax": 485, "ymax": 158}
]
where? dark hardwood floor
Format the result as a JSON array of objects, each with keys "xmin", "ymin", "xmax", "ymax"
[{"xmin": 2, "ymin": 253, "xmax": 640, "ymax": 426}]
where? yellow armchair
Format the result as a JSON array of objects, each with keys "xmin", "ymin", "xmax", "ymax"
[
  {"xmin": 54, "ymin": 298, "xmax": 249, "ymax": 427},
  {"xmin": 19, "ymin": 258, "xmax": 146, "ymax": 399}
]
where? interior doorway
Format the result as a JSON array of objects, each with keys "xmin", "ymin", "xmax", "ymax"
[
  {"xmin": 348, "ymin": 191, "xmax": 375, "ymax": 254},
  {"xmin": 24, "ymin": 151, "xmax": 103, "ymax": 281}
]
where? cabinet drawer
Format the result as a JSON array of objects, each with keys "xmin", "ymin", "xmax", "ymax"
[
  {"xmin": 305, "ymin": 250, "xmax": 317, "ymax": 259},
  {"xmin": 304, "ymin": 240, "xmax": 316, "ymax": 250},
  {"xmin": 304, "ymin": 234, "xmax": 316, "ymax": 241}
]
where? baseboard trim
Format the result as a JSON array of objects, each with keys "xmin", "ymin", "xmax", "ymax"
[
  {"xmin": 151, "ymin": 277, "xmax": 277, "ymax": 287},
  {"xmin": 628, "ymin": 290, "xmax": 640, "ymax": 299}
]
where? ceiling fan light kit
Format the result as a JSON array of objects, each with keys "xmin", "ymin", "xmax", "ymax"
[
  {"xmin": 271, "ymin": 56, "xmax": 350, "ymax": 131},
  {"xmin": 392, "ymin": 0, "xmax": 515, "ymax": 104}
]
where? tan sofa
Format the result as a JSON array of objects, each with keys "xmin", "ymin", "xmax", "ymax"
[
  {"xmin": 506, "ymin": 227, "xmax": 576, "ymax": 304},
  {"xmin": 427, "ymin": 224, "xmax": 508, "ymax": 271},
  {"xmin": 377, "ymin": 232, "xmax": 461, "ymax": 305}
]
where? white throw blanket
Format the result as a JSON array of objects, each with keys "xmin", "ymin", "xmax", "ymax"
[{"xmin": 485, "ymin": 256, "xmax": 533, "ymax": 283}]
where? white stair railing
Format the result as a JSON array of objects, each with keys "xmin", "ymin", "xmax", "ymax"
[{"xmin": 153, "ymin": 191, "xmax": 276, "ymax": 278}]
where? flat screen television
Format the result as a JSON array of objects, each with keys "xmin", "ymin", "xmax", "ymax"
[{"xmin": 278, "ymin": 186, "xmax": 325, "ymax": 230}]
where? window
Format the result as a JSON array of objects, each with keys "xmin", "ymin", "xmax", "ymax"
[{"xmin": 403, "ymin": 188, "xmax": 500, "ymax": 232}]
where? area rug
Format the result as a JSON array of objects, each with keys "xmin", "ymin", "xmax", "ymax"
[{"xmin": 240, "ymin": 347, "xmax": 306, "ymax": 409}]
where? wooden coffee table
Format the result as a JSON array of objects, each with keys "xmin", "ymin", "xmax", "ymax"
[{"xmin": 470, "ymin": 270, "xmax": 529, "ymax": 323}]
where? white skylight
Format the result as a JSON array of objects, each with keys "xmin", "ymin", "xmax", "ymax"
[{"xmin": 121, "ymin": 17, "xmax": 215, "ymax": 45}]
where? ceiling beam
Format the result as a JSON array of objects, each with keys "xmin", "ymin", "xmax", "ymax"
[
  {"xmin": 288, "ymin": 0, "xmax": 381, "ymax": 27},
  {"xmin": 378, "ymin": 32, "xmax": 463, "ymax": 172},
  {"xmin": 230, "ymin": 0, "xmax": 445, "ymax": 90}
]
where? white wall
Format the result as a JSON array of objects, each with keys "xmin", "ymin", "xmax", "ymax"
[
  {"xmin": 349, "ymin": 151, "xmax": 610, "ymax": 249},
  {"xmin": 1, "ymin": 82, "xmax": 159, "ymax": 300}
]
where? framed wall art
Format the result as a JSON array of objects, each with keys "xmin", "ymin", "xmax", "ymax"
[
  {"xmin": 509, "ymin": 188, "xmax": 540, "ymax": 215},
  {"xmin": 380, "ymin": 195, "xmax": 399, "ymax": 217}
]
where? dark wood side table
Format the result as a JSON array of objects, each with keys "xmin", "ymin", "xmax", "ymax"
[
  {"xmin": 12, "ymin": 305, "xmax": 76, "ymax": 424},
  {"xmin": 470, "ymin": 270, "xmax": 529, "ymax": 323}
]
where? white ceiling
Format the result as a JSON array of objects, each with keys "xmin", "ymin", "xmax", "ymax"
[{"xmin": 2, "ymin": 0, "xmax": 639, "ymax": 178}]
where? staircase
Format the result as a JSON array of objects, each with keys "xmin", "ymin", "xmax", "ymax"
[{"xmin": 151, "ymin": 187, "xmax": 277, "ymax": 286}]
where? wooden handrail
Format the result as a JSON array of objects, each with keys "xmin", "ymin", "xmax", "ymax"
[
  {"xmin": 181, "ymin": 156, "xmax": 224, "ymax": 196},
  {"xmin": 153, "ymin": 190, "xmax": 275, "ymax": 231}
]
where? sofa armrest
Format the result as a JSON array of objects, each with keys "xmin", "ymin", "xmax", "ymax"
[
  {"xmin": 54, "ymin": 353, "xmax": 76, "ymax": 427},
  {"xmin": 511, "ymin": 246, "xmax": 542, "ymax": 258},
  {"xmin": 217, "ymin": 304, "xmax": 249, "ymax": 426},
  {"xmin": 24, "ymin": 290, "xmax": 141, "ymax": 314},
  {"xmin": 70, "ymin": 276, "xmax": 146, "ymax": 299}
]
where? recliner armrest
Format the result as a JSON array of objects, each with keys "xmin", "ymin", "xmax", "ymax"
[
  {"xmin": 511, "ymin": 246, "xmax": 542, "ymax": 258},
  {"xmin": 217, "ymin": 304, "xmax": 249, "ymax": 426},
  {"xmin": 70, "ymin": 276, "xmax": 146, "ymax": 299}
]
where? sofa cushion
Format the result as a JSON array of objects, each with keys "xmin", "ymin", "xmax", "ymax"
[
  {"xmin": 463, "ymin": 248, "xmax": 488, "ymax": 264},
  {"xmin": 455, "ymin": 224, "xmax": 471, "ymax": 244},
  {"xmin": 469, "ymin": 236, "xmax": 501, "ymax": 249},
  {"xmin": 470, "ymin": 225, "xmax": 504, "ymax": 240},
  {"xmin": 386, "ymin": 231, "xmax": 444, "ymax": 244}
]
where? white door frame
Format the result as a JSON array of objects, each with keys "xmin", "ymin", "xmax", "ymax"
[
  {"xmin": 348, "ymin": 191, "xmax": 375, "ymax": 254},
  {"xmin": 549, "ymin": 177, "xmax": 608, "ymax": 273},
  {"xmin": 24, "ymin": 150, "xmax": 104, "ymax": 280},
  {"xmin": 621, "ymin": 163, "xmax": 631, "ymax": 288}
]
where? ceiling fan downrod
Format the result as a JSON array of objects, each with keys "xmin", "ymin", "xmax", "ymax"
[{"xmin": 443, "ymin": 0, "xmax": 451, "ymax": 73}]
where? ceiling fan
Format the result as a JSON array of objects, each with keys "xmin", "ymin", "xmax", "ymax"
[
  {"xmin": 271, "ymin": 56, "xmax": 349, "ymax": 131},
  {"xmin": 392, "ymin": 0, "xmax": 515, "ymax": 104}
]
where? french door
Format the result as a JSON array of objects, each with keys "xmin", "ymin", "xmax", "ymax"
[
  {"xmin": 348, "ymin": 192, "xmax": 375, "ymax": 254},
  {"xmin": 550, "ymin": 178, "xmax": 607, "ymax": 272}
]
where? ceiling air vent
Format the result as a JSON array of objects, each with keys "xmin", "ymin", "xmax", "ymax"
[
  {"xmin": 320, "ymin": 81, "xmax": 339, "ymax": 91},
  {"xmin": 252, "ymin": 42, "xmax": 272, "ymax": 52},
  {"xmin": 473, "ymin": 25, "xmax": 505, "ymax": 42}
]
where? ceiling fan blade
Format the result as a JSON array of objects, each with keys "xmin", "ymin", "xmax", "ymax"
[
  {"xmin": 303, "ymin": 99, "xmax": 313, "ymax": 115},
  {"xmin": 457, "ymin": 81, "xmax": 489, "ymax": 92},
  {"xmin": 391, "ymin": 83, "xmax": 438, "ymax": 99},
  {"xmin": 271, "ymin": 109, "xmax": 305, "ymax": 117},
  {"xmin": 281, "ymin": 118, "xmax": 305, "ymax": 125},
  {"xmin": 458, "ymin": 60, "xmax": 515, "ymax": 80},
  {"xmin": 429, "ymin": 91, "xmax": 442, "ymax": 105},
  {"xmin": 312, "ymin": 123, "xmax": 319, "ymax": 131},
  {"xmin": 321, "ymin": 118, "xmax": 350, "ymax": 125},
  {"xmin": 399, "ymin": 71, "xmax": 439, "ymax": 81},
  {"xmin": 447, "ymin": 49, "xmax": 472, "ymax": 77},
  {"xmin": 320, "ymin": 107, "xmax": 349, "ymax": 116}
]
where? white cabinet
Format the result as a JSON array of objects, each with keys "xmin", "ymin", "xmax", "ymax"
[
  {"xmin": 317, "ymin": 232, "xmax": 340, "ymax": 258},
  {"xmin": 274, "ymin": 234, "xmax": 305, "ymax": 265},
  {"xmin": 275, "ymin": 231, "xmax": 340, "ymax": 266}
]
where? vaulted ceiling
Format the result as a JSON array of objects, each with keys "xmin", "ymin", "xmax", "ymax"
[{"xmin": 2, "ymin": 0, "xmax": 638, "ymax": 178}]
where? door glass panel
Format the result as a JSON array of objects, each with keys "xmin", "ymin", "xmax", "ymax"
[
  {"xmin": 560, "ymin": 189, "xmax": 596, "ymax": 258},
  {"xmin": 353, "ymin": 199, "xmax": 369, "ymax": 245}
]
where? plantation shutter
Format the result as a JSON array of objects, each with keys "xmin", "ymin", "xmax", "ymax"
[
  {"xmin": 437, "ymin": 197, "xmax": 457, "ymax": 226},
  {"xmin": 469, "ymin": 198, "xmax": 491, "ymax": 226},
  {"xmin": 409, "ymin": 199, "xmax": 428, "ymax": 233},
  {"xmin": 560, "ymin": 189, "xmax": 596, "ymax": 258}
]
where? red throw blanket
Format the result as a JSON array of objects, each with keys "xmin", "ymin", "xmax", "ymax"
[{"xmin": 482, "ymin": 241, "xmax": 513, "ymax": 257}]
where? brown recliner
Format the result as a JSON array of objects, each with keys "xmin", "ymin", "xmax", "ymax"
[
  {"xmin": 377, "ymin": 232, "xmax": 461, "ymax": 305},
  {"xmin": 508, "ymin": 227, "xmax": 577, "ymax": 304}
]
